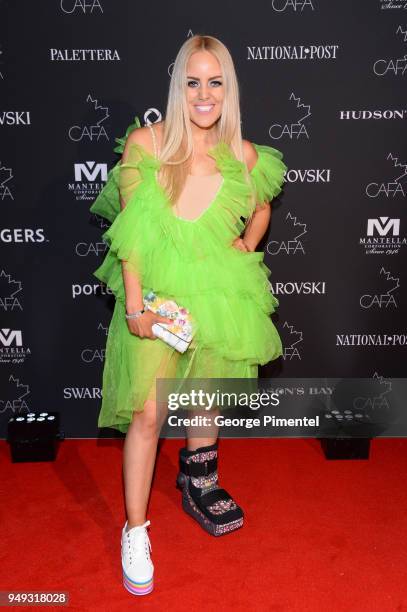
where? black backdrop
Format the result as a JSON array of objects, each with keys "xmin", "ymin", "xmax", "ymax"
[{"xmin": 1, "ymin": 1, "xmax": 406, "ymax": 438}]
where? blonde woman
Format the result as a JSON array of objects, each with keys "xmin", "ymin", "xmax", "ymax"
[{"xmin": 90, "ymin": 34, "xmax": 287, "ymax": 596}]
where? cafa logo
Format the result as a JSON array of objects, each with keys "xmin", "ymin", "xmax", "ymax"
[
  {"xmin": 0, "ymin": 374, "xmax": 30, "ymax": 415},
  {"xmin": 281, "ymin": 321, "xmax": 303, "ymax": 360},
  {"xmin": 0, "ymin": 163, "xmax": 14, "ymax": 200},
  {"xmin": 360, "ymin": 216, "xmax": 406, "ymax": 255},
  {"xmin": 68, "ymin": 94, "xmax": 109, "ymax": 142},
  {"xmin": 75, "ymin": 240, "xmax": 108, "ymax": 257},
  {"xmin": 352, "ymin": 372, "xmax": 393, "ymax": 413},
  {"xmin": 0, "ymin": 269, "xmax": 23, "ymax": 312},
  {"xmin": 81, "ymin": 322, "xmax": 108, "ymax": 364},
  {"xmin": 266, "ymin": 212, "xmax": 307, "ymax": 255},
  {"xmin": 360, "ymin": 267, "xmax": 399, "ymax": 309},
  {"xmin": 365, "ymin": 152, "xmax": 407, "ymax": 198},
  {"xmin": 69, "ymin": 161, "xmax": 107, "ymax": 200},
  {"xmin": 60, "ymin": 0, "xmax": 103, "ymax": 13},
  {"xmin": 269, "ymin": 92, "xmax": 311, "ymax": 140},
  {"xmin": 373, "ymin": 25, "xmax": 407, "ymax": 76},
  {"xmin": 270, "ymin": 0, "xmax": 315, "ymax": 12}
]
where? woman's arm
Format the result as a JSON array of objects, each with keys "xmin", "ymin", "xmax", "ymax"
[
  {"xmin": 119, "ymin": 127, "xmax": 152, "ymax": 313},
  {"xmin": 241, "ymin": 202, "xmax": 271, "ymax": 252},
  {"xmin": 232, "ymin": 140, "xmax": 272, "ymax": 252},
  {"xmin": 121, "ymin": 248, "xmax": 144, "ymax": 313}
]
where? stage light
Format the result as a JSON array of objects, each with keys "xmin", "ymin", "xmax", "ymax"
[{"xmin": 6, "ymin": 412, "xmax": 65, "ymax": 462}]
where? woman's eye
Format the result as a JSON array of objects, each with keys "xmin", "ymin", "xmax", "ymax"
[{"xmin": 187, "ymin": 80, "xmax": 223, "ymax": 88}]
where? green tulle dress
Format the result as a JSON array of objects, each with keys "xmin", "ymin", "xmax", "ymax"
[{"xmin": 90, "ymin": 116, "xmax": 287, "ymax": 433}]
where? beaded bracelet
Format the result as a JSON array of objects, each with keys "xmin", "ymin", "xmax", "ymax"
[{"xmin": 125, "ymin": 308, "xmax": 145, "ymax": 320}]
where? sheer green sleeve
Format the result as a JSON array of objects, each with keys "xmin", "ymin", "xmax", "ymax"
[
  {"xmin": 249, "ymin": 143, "xmax": 287, "ymax": 206},
  {"xmin": 89, "ymin": 115, "xmax": 143, "ymax": 222}
]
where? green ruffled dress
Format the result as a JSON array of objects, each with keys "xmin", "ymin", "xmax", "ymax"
[{"xmin": 90, "ymin": 116, "xmax": 287, "ymax": 433}]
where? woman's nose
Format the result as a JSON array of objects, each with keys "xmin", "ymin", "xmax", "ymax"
[{"xmin": 198, "ymin": 85, "xmax": 210, "ymax": 100}]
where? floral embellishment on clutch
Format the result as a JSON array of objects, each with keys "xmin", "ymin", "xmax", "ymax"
[{"xmin": 143, "ymin": 291, "xmax": 194, "ymax": 353}]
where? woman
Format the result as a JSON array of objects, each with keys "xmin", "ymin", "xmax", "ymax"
[{"xmin": 90, "ymin": 34, "xmax": 287, "ymax": 596}]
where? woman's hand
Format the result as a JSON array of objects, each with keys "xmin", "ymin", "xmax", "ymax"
[
  {"xmin": 232, "ymin": 237, "xmax": 252, "ymax": 252},
  {"xmin": 126, "ymin": 309, "xmax": 174, "ymax": 338}
]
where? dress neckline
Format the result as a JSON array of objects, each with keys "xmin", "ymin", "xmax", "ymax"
[
  {"xmin": 173, "ymin": 176, "xmax": 225, "ymax": 223},
  {"xmin": 121, "ymin": 138, "xmax": 251, "ymax": 225}
]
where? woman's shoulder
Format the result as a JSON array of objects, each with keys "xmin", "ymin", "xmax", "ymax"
[
  {"xmin": 242, "ymin": 139, "xmax": 259, "ymax": 172},
  {"xmin": 124, "ymin": 120, "xmax": 165, "ymax": 158}
]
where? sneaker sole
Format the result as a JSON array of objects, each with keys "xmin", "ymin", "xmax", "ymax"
[{"xmin": 122, "ymin": 569, "xmax": 154, "ymax": 596}]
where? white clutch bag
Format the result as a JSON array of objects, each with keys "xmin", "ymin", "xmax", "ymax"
[{"xmin": 143, "ymin": 291, "xmax": 195, "ymax": 353}]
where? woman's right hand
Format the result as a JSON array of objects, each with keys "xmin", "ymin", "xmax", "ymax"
[{"xmin": 126, "ymin": 309, "xmax": 174, "ymax": 339}]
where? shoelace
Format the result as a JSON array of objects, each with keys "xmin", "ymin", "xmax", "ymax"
[{"xmin": 126, "ymin": 520, "xmax": 152, "ymax": 556}]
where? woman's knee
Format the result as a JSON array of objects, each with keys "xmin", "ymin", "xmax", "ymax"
[{"xmin": 130, "ymin": 400, "xmax": 161, "ymax": 437}]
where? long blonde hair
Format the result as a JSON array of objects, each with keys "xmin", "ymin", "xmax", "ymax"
[{"xmin": 158, "ymin": 34, "xmax": 251, "ymax": 206}]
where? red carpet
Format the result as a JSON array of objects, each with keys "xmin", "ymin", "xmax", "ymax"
[{"xmin": 1, "ymin": 438, "xmax": 407, "ymax": 611}]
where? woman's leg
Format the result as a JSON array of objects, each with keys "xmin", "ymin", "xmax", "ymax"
[
  {"xmin": 122, "ymin": 399, "xmax": 163, "ymax": 528},
  {"xmin": 186, "ymin": 406, "xmax": 220, "ymax": 451},
  {"xmin": 122, "ymin": 341, "xmax": 178, "ymax": 528}
]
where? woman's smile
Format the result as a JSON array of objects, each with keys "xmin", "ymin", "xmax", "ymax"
[{"xmin": 194, "ymin": 104, "xmax": 215, "ymax": 114}]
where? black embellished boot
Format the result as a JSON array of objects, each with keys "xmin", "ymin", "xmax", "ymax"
[{"xmin": 176, "ymin": 441, "xmax": 244, "ymax": 536}]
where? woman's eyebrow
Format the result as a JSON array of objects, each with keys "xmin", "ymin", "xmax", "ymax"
[{"xmin": 186, "ymin": 75, "xmax": 223, "ymax": 80}]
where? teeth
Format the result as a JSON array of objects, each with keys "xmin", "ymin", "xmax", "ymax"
[{"xmin": 195, "ymin": 105, "xmax": 214, "ymax": 112}]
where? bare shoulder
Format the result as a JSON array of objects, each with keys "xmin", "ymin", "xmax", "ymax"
[
  {"xmin": 124, "ymin": 125, "xmax": 154, "ymax": 154},
  {"xmin": 124, "ymin": 120, "xmax": 164, "ymax": 157},
  {"xmin": 242, "ymin": 139, "xmax": 258, "ymax": 171}
]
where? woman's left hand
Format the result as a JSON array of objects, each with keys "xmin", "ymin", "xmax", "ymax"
[{"xmin": 232, "ymin": 237, "xmax": 250, "ymax": 252}]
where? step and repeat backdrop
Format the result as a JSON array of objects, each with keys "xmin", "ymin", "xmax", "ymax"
[{"xmin": 1, "ymin": 1, "xmax": 406, "ymax": 437}]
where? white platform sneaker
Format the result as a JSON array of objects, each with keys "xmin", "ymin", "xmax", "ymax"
[{"xmin": 121, "ymin": 519, "xmax": 154, "ymax": 595}]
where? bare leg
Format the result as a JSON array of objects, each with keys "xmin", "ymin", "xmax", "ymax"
[
  {"xmin": 122, "ymin": 339, "xmax": 179, "ymax": 528},
  {"xmin": 123, "ymin": 398, "xmax": 168, "ymax": 528},
  {"xmin": 186, "ymin": 406, "xmax": 220, "ymax": 451}
]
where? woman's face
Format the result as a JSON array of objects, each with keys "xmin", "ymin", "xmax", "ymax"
[{"xmin": 185, "ymin": 50, "xmax": 224, "ymax": 130}]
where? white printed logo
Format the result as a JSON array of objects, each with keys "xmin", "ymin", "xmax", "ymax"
[
  {"xmin": 269, "ymin": 92, "xmax": 311, "ymax": 140},
  {"xmin": 365, "ymin": 152, "xmax": 407, "ymax": 198},
  {"xmin": 373, "ymin": 25, "xmax": 407, "ymax": 76},
  {"xmin": 60, "ymin": 0, "xmax": 103, "ymax": 14},
  {"xmin": 359, "ymin": 267, "xmax": 400, "ymax": 309},
  {"xmin": 68, "ymin": 94, "xmax": 109, "ymax": 142},
  {"xmin": 266, "ymin": 212, "xmax": 307, "ymax": 255}
]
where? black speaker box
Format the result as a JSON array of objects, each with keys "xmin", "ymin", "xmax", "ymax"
[
  {"xmin": 320, "ymin": 437, "xmax": 371, "ymax": 460},
  {"xmin": 7, "ymin": 412, "xmax": 65, "ymax": 462}
]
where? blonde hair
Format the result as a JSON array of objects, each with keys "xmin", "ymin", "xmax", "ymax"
[{"xmin": 158, "ymin": 34, "xmax": 252, "ymax": 207}]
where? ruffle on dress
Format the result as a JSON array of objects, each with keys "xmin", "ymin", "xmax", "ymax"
[{"xmin": 90, "ymin": 117, "xmax": 287, "ymax": 364}]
